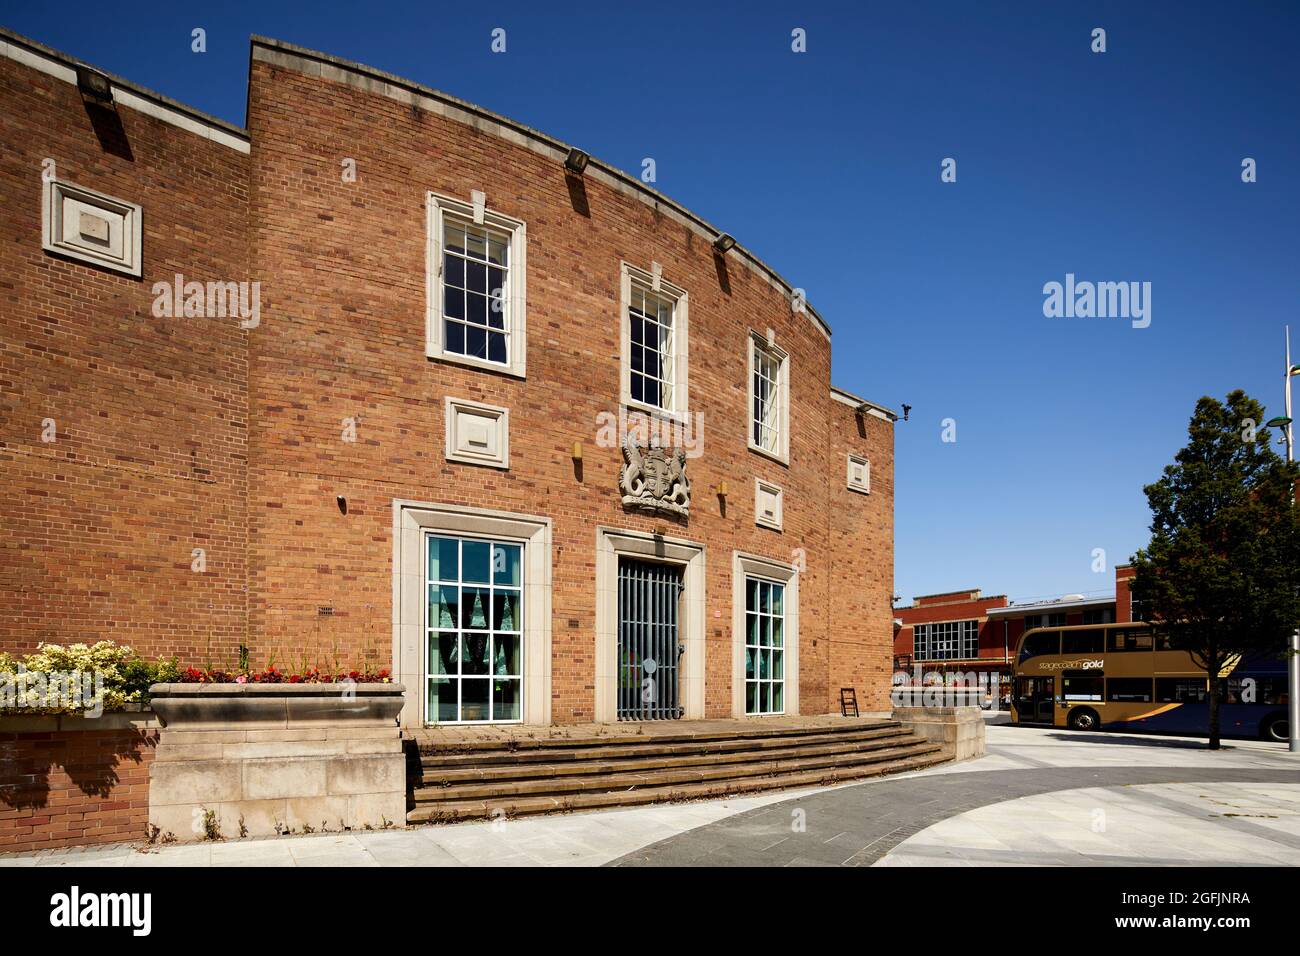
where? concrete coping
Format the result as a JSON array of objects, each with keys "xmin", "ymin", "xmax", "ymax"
[
  {"xmin": 148, "ymin": 683, "xmax": 404, "ymax": 697},
  {"xmin": 0, "ymin": 710, "xmax": 160, "ymax": 732}
]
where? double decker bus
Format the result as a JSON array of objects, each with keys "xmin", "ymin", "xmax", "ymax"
[{"xmin": 1011, "ymin": 622, "xmax": 1290, "ymax": 741}]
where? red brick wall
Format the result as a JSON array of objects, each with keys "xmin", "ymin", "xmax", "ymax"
[
  {"xmin": 0, "ymin": 720, "xmax": 157, "ymax": 852},
  {"xmin": 827, "ymin": 402, "xmax": 895, "ymax": 713},
  {"xmin": 894, "ymin": 593, "xmax": 1010, "ymax": 664},
  {"xmin": 1, "ymin": 35, "xmax": 895, "ymax": 727},
  {"xmin": 0, "ymin": 53, "xmax": 251, "ymax": 666},
  {"xmin": 245, "ymin": 51, "xmax": 892, "ymax": 720}
]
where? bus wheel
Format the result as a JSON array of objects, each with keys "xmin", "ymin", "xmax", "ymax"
[
  {"xmin": 1262, "ymin": 715, "xmax": 1288, "ymax": 743},
  {"xmin": 1068, "ymin": 708, "xmax": 1100, "ymax": 731}
]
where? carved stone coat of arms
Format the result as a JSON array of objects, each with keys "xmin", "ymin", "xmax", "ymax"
[{"xmin": 619, "ymin": 434, "xmax": 691, "ymax": 518}]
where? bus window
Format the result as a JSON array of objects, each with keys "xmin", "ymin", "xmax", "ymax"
[
  {"xmin": 1225, "ymin": 675, "xmax": 1287, "ymax": 705},
  {"xmin": 1062, "ymin": 629, "xmax": 1104, "ymax": 654},
  {"xmin": 1062, "ymin": 673, "xmax": 1103, "ymax": 701},
  {"xmin": 1107, "ymin": 678, "xmax": 1153, "ymax": 702},
  {"xmin": 1019, "ymin": 631, "xmax": 1060, "ymax": 662},
  {"xmin": 1110, "ymin": 629, "xmax": 1153, "ymax": 652},
  {"xmin": 1156, "ymin": 678, "xmax": 1207, "ymax": 703}
]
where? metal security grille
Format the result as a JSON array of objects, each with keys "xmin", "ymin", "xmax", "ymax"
[{"xmin": 617, "ymin": 558, "xmax": 684, "ymax": 720}]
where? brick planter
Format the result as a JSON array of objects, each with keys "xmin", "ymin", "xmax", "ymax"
[
  {"xmin": 0, "ymin": 711, "xmax": 158, "ymax": 853},
  {"xmin": 147, "ymin": 683, "xmax": 405, "ymax": 841}
]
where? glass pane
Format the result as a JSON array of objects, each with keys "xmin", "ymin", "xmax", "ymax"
[
  {"xmin": 492, "ymin": 679, "xmax": 521, "ymax": 721},
  {"xmin": 772, "ymin": 682, "xmax": 783, "ymax": 713},
  {"xmin": 462, "ymin": 541, "xmax": 491, "ymax": 583},
  {"xmin": 467, "ymin": 260, "xmax": 487, "ymax": 294},
  {"xmin": 429, "ymin": 677, "xmax": 457, "ymax": 723},
  {"xmin": 759, "ymin": 582, "xmax": 771, "ymax": 614},
  {"xmin": 759, "ymin": 617, "xmax": 771, "ymax": 648},
  {"xmin": 461, "ymin": 587, "xmax": 490, "ymax": 629},
  {"xmin": 487, "ymin": 236, "xmax": 507, "ymax": 265},
  {"xmin": 772, "ymin": 650, "xmax": 783, "ymax": 679},
  {"xmin": 431, "ymin": 585, "xmax": 458, "ymax": 629},
  {"xmin": 429, "ymin": 537, "xmax": 458, "ymax": 582},
  {"xmin": 771, "ymin": 583, "xmax": 784, "ymax": 615},
  {"xmin": 493, "ymin": 590, "xmax": 521, "ymax": 631},
  {"xmin": 746, "ymin": 612, "xmax": 760, "ymax": 646},
  {"xmin": 429, "ymin": 632, "xmax": 458, "ymax": 676},
  {"xmin": 444, "ymin": 284, "xmax": 465, "ymax": 321},
  {"xmin": 761, "ymin": 682, "xmax": 772, "ymax": 714},
  {"xmin": 758, "ymin": 649, "xmax": 770, "ymax": 680},
  {"xmin": 745, "ymin": 682, "xmax": 757, "ymax": 715},
  {"xmin": 464, "ymin": 230, "xmax": 487, "ymax": 260},
  {"xmin": 745, "ymin": 646, "xmax": 755, "ymax": 679},
  {"xmin": 494, "ymin": 634, "xmax": 521, "ymax": 675},
  {"xmin": 493, "ymin": 544, "xmax": 521, "ymax": 585},
  {"xmin": 466, "ymin": 322, "xmax": 487, "ymax": 358},
  {"xmin": 487, "ymin": 331, "xmax": 507, "ymax": 364},
  {"xmin": 445, "ymin": 318, "xmax": 465, "ymax": 354},
  {"xmin": 746, "ymin": 578, "xmax": 758, "ymax": 613},
  {"xmin": 444, "ymin": 253, "xmax": 464, "ymax": 289},
  {"xmin": 461, "ymin": 634, "xmax": 490, "ymax": 675},
  {"xmin": 461, "ymin": 679, "xmax": 490, "ymax": 721},
  {"xmin": 771, "ymin": 617, "xmax": 783, "ymax": 648}
]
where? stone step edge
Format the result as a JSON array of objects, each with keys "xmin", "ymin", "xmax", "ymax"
[
  {"xmin": 406, "ymin": 750, "xmax": 950, "ymax": 823},
  {"xmin": 412, "ymin": 742, "xmax": 943, "ymax": 805},
  {"xmin": 416, "ymin": 731, "xmax": 927, "ymax": 784},
  {"xmin": 417, "ymin": 725, "xmax": 910, "ymax": 766},
  {"xmin": 408, "ymin": 720, "xmax": 901, "ymax": 755}
]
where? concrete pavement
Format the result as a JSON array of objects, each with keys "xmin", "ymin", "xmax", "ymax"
[{"xmin": 3, "ymin": 722, "xmax": 1296, "ymax": 867}]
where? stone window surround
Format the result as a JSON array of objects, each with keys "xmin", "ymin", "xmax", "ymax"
[
  {"xmin": 392, "ymin": 499, "xmax": 552, "ymax": 728},
  {"xmin": 618, "ymin": 261, "xmax": 690, "ymax": 424},
  {"xmin": 594, "ymin": 526, "xmax": 705, "ymax": 722},
  {"xmin": 425, "ymin": 192, "xmax": 528, "ymax": 378},
  {"xmin": 847, "ymin": 452, "xmax": 871, "ymax": 494},
  {"xmin": 747, "ymin": 330, "xmax": 790, "ymax": 465},
  {"xmin": 731, "ymin": 552, "xmax": 800, "ymax": 718}
]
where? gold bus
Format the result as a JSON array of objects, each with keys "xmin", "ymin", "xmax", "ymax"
[{"xmin": 1011, "ymin": 621, "xmax": 1290, "ymax": 741}]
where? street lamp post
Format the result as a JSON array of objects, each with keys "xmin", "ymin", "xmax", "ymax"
[{"xmin": 1267, "ymin": 325, "xmax": 1300, "ymax": 754}]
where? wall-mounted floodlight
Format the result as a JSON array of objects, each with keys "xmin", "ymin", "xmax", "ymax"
[
  {"xmin": 76, "ymin": 65, "xmax": 114, "ymax": 107},
  {"xmin": 713, "ymin": 233, "xmax": 737, "ymax": 255},
  {"xmin": 564, "ymin": 147, "xmax": 590, "ymax": 174}
]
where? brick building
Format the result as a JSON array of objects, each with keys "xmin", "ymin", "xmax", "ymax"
[
  {"xmin": 0, "ymin": 29, "xmax": 898, "ymax": 731},
  {"xmin": 893, "ymin": 565, "xmax": 1138, "ymax": 703}
]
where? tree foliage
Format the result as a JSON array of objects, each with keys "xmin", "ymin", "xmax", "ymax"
[{"xmin": 1129, "ymin": 390, "xmax": 1300, "ymax": 748}]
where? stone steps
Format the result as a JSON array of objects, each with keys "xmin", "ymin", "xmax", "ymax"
[
  {"xmin": 407, "ymin": 747, "xmax": 948, "ymax": 823},
  {"xmin": 419, "ymin": 727, "xmax": 918, "ymax": 784},
  {"xmin": 416, "ymin": 721, "xmax": 910, "ymax": 766},
  {"xmin": 406, "ymin": 719, "xmax": 950, "ymax": 823}
]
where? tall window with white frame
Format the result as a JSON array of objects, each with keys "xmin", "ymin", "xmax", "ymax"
[
  {"xmin": 745, "ymin": 577, "xmax": 785, "ymax": 714},
  {"xmin": 442, "ymin": 217, "xmax": 511, "ymax": 366},
  {"xmin": 427, "ymin": 535, "xmax": 523, "ymax": 723},
  {"xmin": 628, "ymin": 282, "xmax": 676, "ymax": 410},
  {"xmin": 752, "ymin": 341, "xmax": 781, "ymax": 454}
]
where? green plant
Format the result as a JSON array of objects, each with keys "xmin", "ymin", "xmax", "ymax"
[{"xmin": 200, "ymin": 808, "xmax": 221, "ymax": 841}]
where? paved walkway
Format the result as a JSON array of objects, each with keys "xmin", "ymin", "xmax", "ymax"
[{"xmin": 2, "ymin": 722, "xmax": 1296, "ymax": 867}]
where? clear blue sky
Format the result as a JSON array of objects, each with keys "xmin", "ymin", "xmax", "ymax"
[{"xmin": 6, "ymin": 1, "xmax": 1297, "ymax": 605}]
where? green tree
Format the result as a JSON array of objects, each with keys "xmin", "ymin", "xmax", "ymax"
[{"xmin": 1130, "ymin": 390, "xmax": 1300, "ymax": 749}]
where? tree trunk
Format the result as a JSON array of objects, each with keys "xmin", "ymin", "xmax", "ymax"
[{"xmin": 1207, "ymin": 653, "xmax": 1222, "ymax": 750}]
